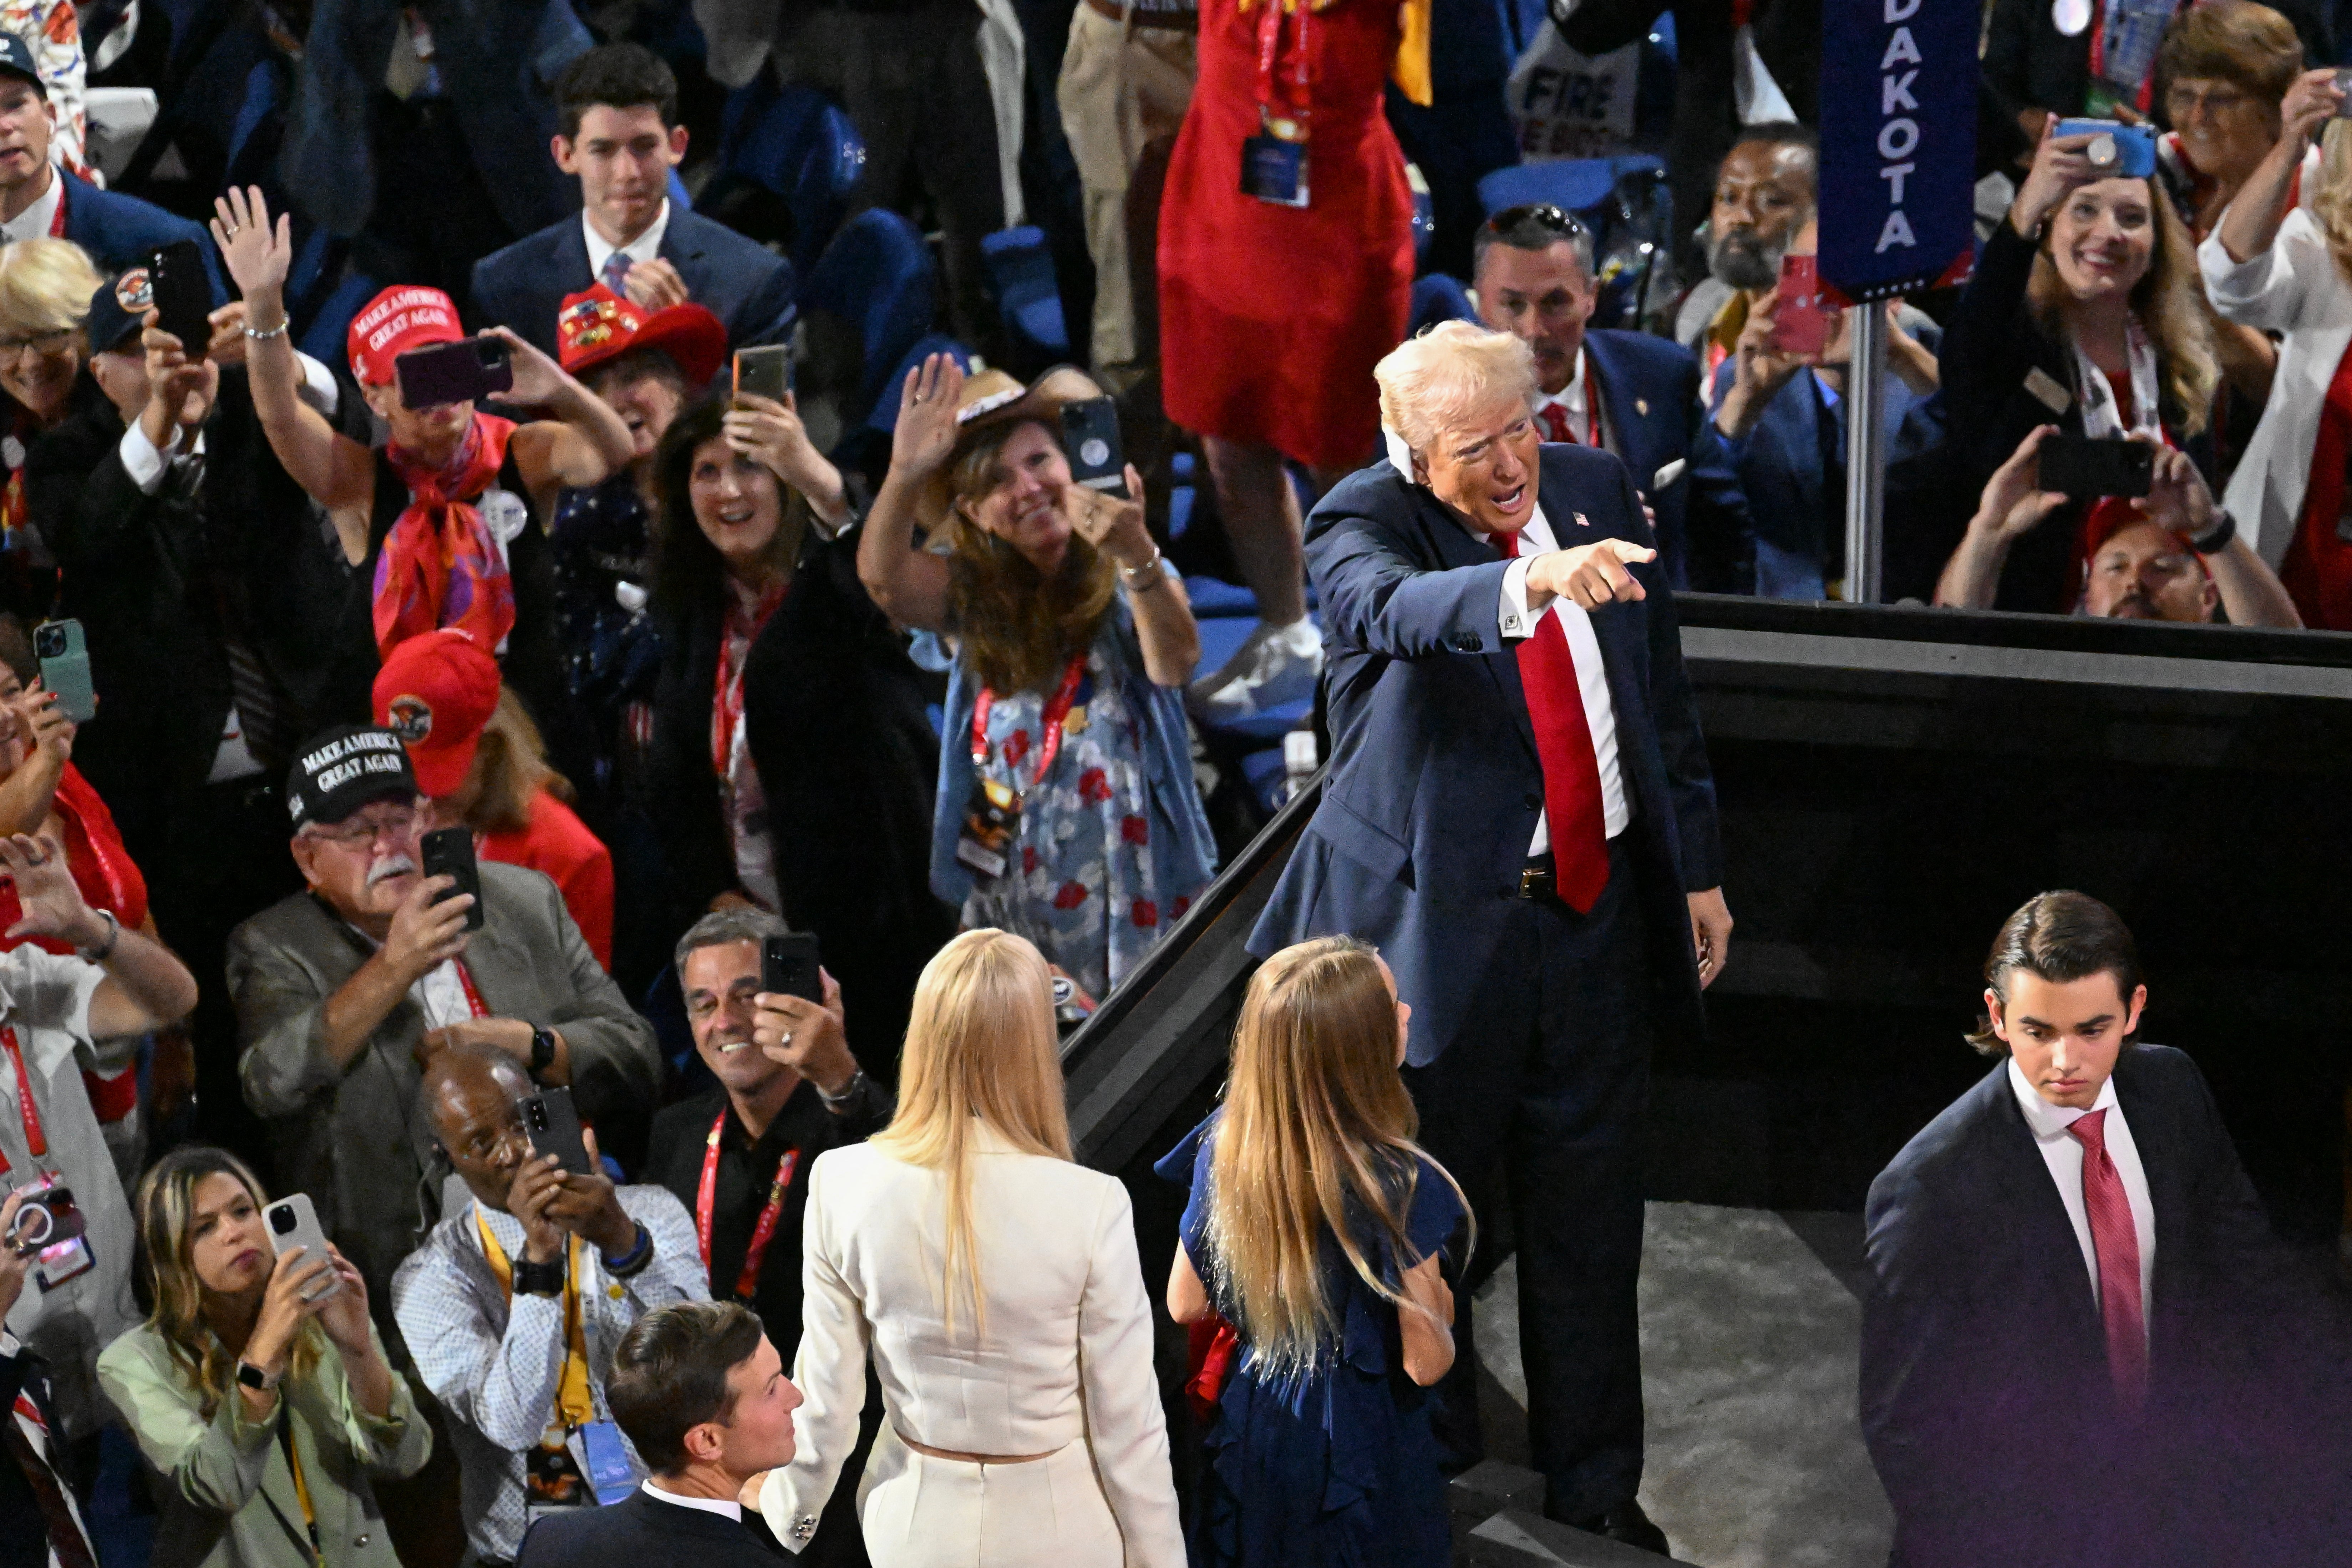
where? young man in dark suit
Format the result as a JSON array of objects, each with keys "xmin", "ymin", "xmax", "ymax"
[
  {"xmin": 471, "ymin": 45, "xmax": 794, "ymax": 357},
  {"xmin": 517, "ymin": 1301, "xmax": 799, "ymax": 1567},
  {"xmin": 0, "ymin": 35, "xmax": 222, "ymax": 298},
  {"xmin": 1862, "ymin": 890, "xmax": 2352, "ymax": 1568},
  {"xmin": 1251, "ymin": 320, "xmax": 1731, "ymax": 1552}
]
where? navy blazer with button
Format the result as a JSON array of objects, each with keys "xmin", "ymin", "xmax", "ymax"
[
  {"xmin": 516, "ymin": 1484, "xmax": 792, "ymax": 1567},
  {"xmin": 469, "ymin": 207, "xmax": 796, "ymax": 358},
  {"xmin": 59, "ymin": 171, "xmax": 226, "ymax": 304},
  {"xmin": 1248, "ymin": 442, "xmax": 1722, "ymax": 1067},
  {"xmin": 1580, "ymin": 326, "xmax": 1747, "ymax": 593}
]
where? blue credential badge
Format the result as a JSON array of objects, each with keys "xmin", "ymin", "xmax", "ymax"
[{"xmin": 1240, "ymin": 134, "xmax": 1309, "ymax": 208}]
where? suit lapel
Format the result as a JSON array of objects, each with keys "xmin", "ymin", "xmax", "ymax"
[
  {"xmin": 1583, "ymin": 335, "xmax": 1649, "ymax": 483},
  {"xmin": 558, "ymin": 219, "xmax": 592, "ymax": 290},
  {"xmin": 1979, "ymin": 1068, "xmax": 2108, "ymax": 1352},
  {"xmin": 1406, "ymin": 480, "xmax": 1540, "ymax": 766},
  {"xmin": 659, "ymin": 210, "xmax": 706, "ymax": 265}
]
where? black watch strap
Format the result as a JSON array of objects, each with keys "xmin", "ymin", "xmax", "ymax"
[
  {"xmin": 235, "ymin": 1358, "xmax": 281, "ymax": 1391},
  {"xmin": 529, "ymin": 1027, "xmax": 557, "ymax": 1077},
  {"xmin": 512, "ymin": 1255, "xmax": 566, "ymax": 1297}
]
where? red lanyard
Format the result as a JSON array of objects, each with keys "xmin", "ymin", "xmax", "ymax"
[
  {"xmin": 2, "ymin": 1025, "xmax": 43, "ymax": 1174},
  {"xmin": 451, "ymin": 960, "xmax": 491, "ymax": 1020},
  {"xmin": 47, "ymin": 175, "xmax": 65, "ymax": 239},
  {"xmin": 710, "ymin": 583, "xmax": 787, "ymax": 781},
  {"xmin": 696, "ymin": 1111, "xmax": 799, "ymax": 1303},
  {"xmin": 970, "ymin": 655, "xmax": 1088, "ymax": 791},
  {"xmin": 1254, "ymin": 0, "xmax": 1311, "ymax": 131}
]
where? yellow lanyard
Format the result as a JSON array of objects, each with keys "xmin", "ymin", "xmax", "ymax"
[
  {"xmin": 474, "ymin": 1211, "xmax": 596, "ymax": 1427},
  {"xmin": 271, "ymin": 1409, "xmax": 323, "ymax": 1566}
]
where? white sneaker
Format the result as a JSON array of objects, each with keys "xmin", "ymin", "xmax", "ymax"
[{"xmin": 1189, "ymin": 617, "xmax": 1322, "ymax": 725}]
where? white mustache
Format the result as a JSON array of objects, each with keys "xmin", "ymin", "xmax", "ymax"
[{"xmin": 365, "ymin": 854, "xmax": 417, "ymax": 889}]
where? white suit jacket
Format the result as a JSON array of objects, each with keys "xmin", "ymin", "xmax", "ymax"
[{"xmin": 758, "ymin": 1126, "xmax": 1184, "ymax": 1564}]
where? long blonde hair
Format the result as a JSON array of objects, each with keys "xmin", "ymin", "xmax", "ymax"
[
  {"xmin": 2027, "ymin": 178, "xmax": 2218, "ymax": 436},
  {"xmin": 869, "ymin": 929, "xmax": 1074, "ymax": 1339},
  {"xmin": 1205, "ymin": 938, "xmax": 1468, "ymax": 1374},
  {"xmin": 133, "ymin": 1147, "xmax": 322, "ymax": 1418},
  {"xmin": 2306, "ymin": 120, "xmax": 2352, "ymax": 286}
]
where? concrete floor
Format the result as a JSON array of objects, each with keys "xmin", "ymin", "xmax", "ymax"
[{"xmin": 1473, "ymin": 1203, "xmax": 1895, "ymax": 1568}]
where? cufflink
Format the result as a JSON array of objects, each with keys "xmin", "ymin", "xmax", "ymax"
[{"xmin": 791, "ymin": 1515, "xmax": 819, "ymax": 1544}]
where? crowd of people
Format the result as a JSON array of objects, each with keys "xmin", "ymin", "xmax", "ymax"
[{"xmin": 0, "ymin": 0, "xmax": 2347, "ymax": 1566}]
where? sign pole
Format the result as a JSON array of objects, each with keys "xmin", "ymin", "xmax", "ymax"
[{"xmin": 1843, "ymin": 304, "xmax": 1887, "ymax": 603}]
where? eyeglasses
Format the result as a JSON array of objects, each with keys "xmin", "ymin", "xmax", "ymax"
[
  {"xmin": 2163, "ymin": 84, "xmax": 2251, "ymax": 117},
  {"xmin": 304, "ymin": 803, "xmax": 421, "ymax": 849},
  {"xmin": 0, "ymin": 330, "xmax": 74, "ymax": 362},
  {"xmin": 1483, "ymin": 204, "xmax": 1592, "ymax": 242}
]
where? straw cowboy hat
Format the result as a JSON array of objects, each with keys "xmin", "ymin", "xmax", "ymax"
[{"xmin": 918, "ymin": 362, "xmax": 1108, "ymax": 534}]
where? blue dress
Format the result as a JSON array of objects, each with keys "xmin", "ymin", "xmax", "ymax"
[{"xmin": 1155, "ymin": 1112, "xmax": 1464, "ymax": 1568}]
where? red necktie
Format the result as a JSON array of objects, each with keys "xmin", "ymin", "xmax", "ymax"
[
  {"xmin": 1538, "ymin": 401, "xmax": 1576, "ymax": 444},
  {"xmin": 1500, "ymin": 531, "xmax": 1609, "ymax": 911},
  {"xmin": 6, "ymin": 1392, "xmax": 98, "ymax": 1568},
  {"xmin": 2067, "ymin": 1109, "xmax": 2149, "ymax": 1409}
]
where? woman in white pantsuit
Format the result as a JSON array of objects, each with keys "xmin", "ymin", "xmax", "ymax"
[{"xmin": 750, "ymin": 929, "xmax": 1186, "ymax": 1567}]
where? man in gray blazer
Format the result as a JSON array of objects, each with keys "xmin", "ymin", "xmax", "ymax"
[{"xmin": 228, "ymin": 725, "xmax": 661, "ymax": 1319}]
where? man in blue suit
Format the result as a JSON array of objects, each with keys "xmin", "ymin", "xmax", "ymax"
[
  {"xmin": 1251, "ymin": 320, "xmax": 1731, "ymax": 1552},
  {"xmin": 0, "ymin": 35, "xmax": 222, "ymax": 300},
  {"xmin": 471, "ymin": 45, "xmax": 794, "ymax": 358},
  {"xmin": 1474, "ymin": 202, "xmax": 1748, "ymax": 592},
  {"xmin": 1861, "ymin": 891, "xmax": 2352, "ymax": 1568}
]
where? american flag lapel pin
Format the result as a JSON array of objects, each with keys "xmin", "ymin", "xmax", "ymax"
[{"xmin": 1575, "ymin": 512, "xmax": 1591, "ymax": 528}]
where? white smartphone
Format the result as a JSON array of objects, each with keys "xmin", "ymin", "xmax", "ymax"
[{"xmin": 263, "ymin": 1193, "xmax": 342, "ymax": 1301}]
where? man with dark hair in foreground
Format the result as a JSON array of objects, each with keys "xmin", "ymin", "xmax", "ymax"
[
  {"xmin": 1861, "ymin": 890, "xmax": 2352, "ymax": 1568},
  {"xmin": 516, "ymin": 1300, "xmax": 799, "ymax": 1565}
]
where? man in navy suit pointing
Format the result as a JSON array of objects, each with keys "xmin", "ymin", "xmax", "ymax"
[{"xmin": 1252, "ymin": 321, "xmax": 1731, "ymax": 1552}]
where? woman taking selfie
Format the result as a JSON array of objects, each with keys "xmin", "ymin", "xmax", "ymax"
[
  {"xmin": 98, "ymin": 1146, "xmax": 429, "ymax": 1568},
  {"xmin": 645, "ymin": 394, "xmax": 949, "ymax": 1063},
  {"xmin": 860, "ymin": 355, "xmax": 1214, "ymax": 1007},
  {"xmin": 753, "ymin": 929, "xmax": 1183, "ymax": 1565},
  {"xmin": 1158, "ymin": 936, "xmax": 1465, "ymax": 1567},
  {"xmin": 1939, "ymin": 120, "xmax": 2219, "ymax": 613}
]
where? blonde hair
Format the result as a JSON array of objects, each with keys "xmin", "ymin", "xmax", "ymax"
[
  {"xmin": 1205, "ymin": 938, "xmax": 1468, "ymax": 1374},
  {"xmin": 0, "ymin": 237, "xmax": 102, "ymax": 341},
  {"xmin": 1375, "ymin": 320, "xmax": 1538, "ymax": 457},
  {"xmin": 869, "ymin": 929, "xmax": 1074, "ymax": 1339},
  {"xmin": 2028, "ymin": 182, "xmax": 2218, "ymax": 437},
  {"xmin": 2307, "ymin": 120, "xmax": 2352, "ymax": 290},
  {"xmin": 462, "ymin": 685, "xmax": 575, "ymax": 836},
  {"xmin": 133, "ymin": 1147, "xmax": 323, "ymax": 1419}
]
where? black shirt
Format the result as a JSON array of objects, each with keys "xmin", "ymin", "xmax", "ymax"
[{"xmin": 644, "ymin": 1077, "xmax": 893, "ymax": 1356}]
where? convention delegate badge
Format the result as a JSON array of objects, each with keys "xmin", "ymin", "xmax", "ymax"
[
  {"xmin": 955, "ymin": 778, "xmax": 1020, "ymax": 880},
  {"xmin": 1241, "ymin": 127, "xmax": 1310, "ymax": 208},
  {"xmin": 576, "ymin": 1420, "xmax": 637, "ymax": 1505}
]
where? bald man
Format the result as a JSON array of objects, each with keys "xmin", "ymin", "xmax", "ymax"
[{"xmin": 392, "ymin": 1045, "xmax": 706, "ymax": 1566}]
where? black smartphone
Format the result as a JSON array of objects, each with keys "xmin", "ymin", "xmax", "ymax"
[
  {"xmin": 2037, "ymin": 436, "xmax": 2154, "ymax": 500},
  {"xmin": 147, "ymin": 239, "xmax": 212, "ymax": 353},
  {"xmin": 733, "ymin": 345, "xmax": 791, "ymax": 404},
  {"xmin": 32, "ymin": 619, "xmax": 95, "ymax": 725},
  {"xmin": 1060, "ymin": 396, "xmax": 1131, "ymax": 498},
  {"xmin": 419, "ymin": 826, "xmax": 485, "ymax": 930},
  {"xmin": 396, "ymin": 336, "xmax": 514, "ymax": 409},
  {"xmin": 761, "ymin": 933, "xmax": 822, "ymax": 1003},
  {"xmin": 522, "ymin": 1087, "xmax": 593, "ymax": 1177}
]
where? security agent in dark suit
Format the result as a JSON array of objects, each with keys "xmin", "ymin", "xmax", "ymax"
[
  {"xmin": 1250, "ymin": 321, "xmax": 1731, "ymax": 1551},
  {"xmin": 470, "ymin": 46, "xmax": 794, "ymax": 359},
  {"xmin": 517, "ymin": 1301, "xmax": 798, "ymax": 1568},
  {"xmin": 1861, "ymin": 891, "xmax": 2352, "ymax": 1568}
]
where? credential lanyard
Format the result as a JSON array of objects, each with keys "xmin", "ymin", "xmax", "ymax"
[
  {"xmin": 451, "ymin": 960, "xmax": 491, "ymax": 1020},
  {"xmin": 476, "ymin": 1212, "xmax": 596, "ymax": 1427},
  {"xmin": 1, "ymin": 1025, "xmax": 45, "ymax": 1175},
  {"xmin": 695, "ymin": 1111, "xmax": 801, "ymax": 1303},
  {"xmin": 275, "ymin": 1413, "xmax": 325, "ymax": 1568},
  {"xmin": 970, "ymin": 655, "xmax": 1088, "ymax": 792},
  {"xmin": 1254, "ymin": 0, "xmax": 1311, "ymax": 138}
]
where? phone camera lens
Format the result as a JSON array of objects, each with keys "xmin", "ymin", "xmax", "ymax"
[
  {"xmin": 270, "ymin": 1207, "xmax": 296, "ymax": 1234},
  {"xmin": 33, "ymin": 628, "xmax": 61, "ymax": 657}
]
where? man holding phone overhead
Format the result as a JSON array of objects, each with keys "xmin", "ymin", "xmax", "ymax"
[{"xmin": 228, "ymin": 724, "xmax": 660, "ymax": 1316}]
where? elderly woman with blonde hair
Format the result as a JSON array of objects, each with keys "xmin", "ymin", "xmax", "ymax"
[
  {"xmin": 0, "ymin": 235, "xmax": 106, "ymax": 614},
  {"xmin": 1248, "ymin": 318, "xmax": 1727, "ymax": 1549},
  {"xmin": 749, "ymin": 928, "xmax": 1184, "ymax": 1567}
]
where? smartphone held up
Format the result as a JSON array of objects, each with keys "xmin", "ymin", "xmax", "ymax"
[{"xmin": 1767, "ymin": 254, "xmax": 1834, "ymax": 357}]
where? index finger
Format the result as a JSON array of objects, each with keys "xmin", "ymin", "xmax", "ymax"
[{"xmin": 1606, "ymin": 539, "xmax": 1659, "ymax": 564}]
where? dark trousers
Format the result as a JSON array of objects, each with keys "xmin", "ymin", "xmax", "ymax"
[{"xmin": 1403, "ymin": 834, "xmax": 1651, "ymax": 1521}]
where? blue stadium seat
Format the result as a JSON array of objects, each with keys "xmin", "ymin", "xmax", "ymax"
[
  {"xmin": 703, "ymin": 80, "xmax": 867, "ymax": 277},
  {"xmin": 979, "ymin": 225, "xmax": 1070, "ymax": 369},
  {"xmin": 1410, "ymin": 273, "xmax": 1476, "ymax": 336},
  {"xmin": 1476, "ymin": 156, "xmax": 1663, "ymax": 222},
  {"xmin": 1183, "ymin": 577, "xmax": 1260, "ymax": 619},
  {"xmin": 805, "ymin": 209, "xmax": 940, "ymax": 421}
]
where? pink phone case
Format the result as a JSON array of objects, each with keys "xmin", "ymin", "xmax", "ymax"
[{"xmin": 1770, "ymin": 255, "xmax": 1831, "ymax": 356}]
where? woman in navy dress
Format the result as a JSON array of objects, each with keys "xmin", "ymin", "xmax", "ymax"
[{"xmin": 1157, "ymin": 935, "xmax": 1467, "ymax": 1567}]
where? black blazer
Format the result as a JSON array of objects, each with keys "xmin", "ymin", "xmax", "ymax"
[
  {"xmin": 0, "ymin": 1341, "xmax": 86, "ymax": 1568},
  {"xmin": 470, "ymin": 208, "xmax": 798, "ymax": 358},
  {"xmin": 1861, "ymin": 1045, "xmax": 2352, "ymax": 1568},
  {"xmin": 516, "ymin": 1485, "xmax": 792, "ymax": 1568},
  {"xmin": 647, "ymin": 527, "xmax": 953, "ymax": 1069}
]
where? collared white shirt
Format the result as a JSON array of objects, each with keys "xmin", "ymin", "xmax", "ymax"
[
  {"xmin": 2007, "ymin": 1057, "xmax": 2157, "ymax": 1339},
  {"xmin": 1532, "ymin": 347, "xmax": 1612, "ymax": 456},
  {"xmin": 0, "ymin": 169, "xmax": 61, "ymax": 245},
  {"xmin": 1494, "ymin": 502, "xmax": 1629, "ymax": 853},
  {"xmin": 411, "ymin": 958, "xmax": 474, "ymax": 1030},
  {"xmin": 584, "ymin": 201, "xmax": 671, "ymax": 286},
  {"xmin": 642, "ymin": 1478, "xmax": 743, "ymax": 1522}
]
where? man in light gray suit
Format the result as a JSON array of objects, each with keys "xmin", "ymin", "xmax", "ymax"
[{"xmin": 228, "ymin": 725, "xmax": 660, "ymax": 1319}]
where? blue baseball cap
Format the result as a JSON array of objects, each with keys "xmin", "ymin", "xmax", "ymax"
[
  {"xmin": 0, "ymin": 35, "xmax": 43, "ymax": 96},
  {"xmin": 87, "ymin": 273, "xmax": 144, "ymax": 355}
]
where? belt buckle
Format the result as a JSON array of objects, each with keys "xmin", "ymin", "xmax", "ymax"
[{"xmin": 1520, "ymin": 866, "xmax": 1550, "ymax": 900}]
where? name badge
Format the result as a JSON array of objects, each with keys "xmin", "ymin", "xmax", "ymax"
[
  {"xmin": 955, "ymin": 778, "xmax": 1021, "ymax": 880},
  {"xmin": 576, "ymin": 1420, "xmax": 637, "ymax": 1505},
  {"xmin": 1240, "ymin": 134, "xmax": 1310, "ymax": 208}
]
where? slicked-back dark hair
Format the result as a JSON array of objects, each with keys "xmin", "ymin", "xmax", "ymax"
[
  {"xmin": 1967, "ymin": 890, "xmax": 2145, "ymax": 1056},
  {"xmin": 606, "ymin": 1301, "xmax": 767, "ymax": 1474},
  {"xmin": 556, "ymin": 44, "xmax": 679, "ymax": 139}
]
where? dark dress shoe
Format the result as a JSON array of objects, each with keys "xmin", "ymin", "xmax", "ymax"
[{"xmin": 1565, "ymin": 1499, "xmax": 1671, "ymax": 1556}]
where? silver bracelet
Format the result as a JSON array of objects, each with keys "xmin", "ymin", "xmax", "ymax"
[
  {"xmin": 1118, "ymin": 546, "xmax": 1165, "ymax": 587},
  {"xmin": 242, "ymin": 318, "xmax": 289, "ymax": 341},
  {"xmin": 79, "ymin": 907, "xmax": 119, "ymax": 962}
]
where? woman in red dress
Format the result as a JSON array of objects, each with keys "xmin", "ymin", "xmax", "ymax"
[{"xmin": 1158, "ymin": 0, "xmax": 1426, "ymax": 722}]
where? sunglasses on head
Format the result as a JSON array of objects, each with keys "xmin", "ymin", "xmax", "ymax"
[{"xmin": 1485, "ymin": 204, "xmax": 1591, "ymax": 241}]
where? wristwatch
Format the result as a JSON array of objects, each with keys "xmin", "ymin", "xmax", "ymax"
[
  {"xmin": 512, "ymin": 1255, "xmax": 566, "ymax": 1297},
  {"xmin": 529, "ymin": 1027, "xmax": 558, "ymax": 1077},
  {"xmin": 235, "ymin": 1358, "xmax": 283, "ymax": 1392}
]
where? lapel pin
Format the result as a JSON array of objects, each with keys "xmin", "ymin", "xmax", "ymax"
[
  {"xmin": 1634, "ymin": 397, "xmax": 1649, "ymax": 416},
  {"xmin": 1575, "ymin": 512, "xmax": 1591, "ymax": 528}
]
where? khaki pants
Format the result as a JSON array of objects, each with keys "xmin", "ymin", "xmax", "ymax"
[{"xmin": 1056, "ymin": 2, "xmax": 1197, "ymax": 378}]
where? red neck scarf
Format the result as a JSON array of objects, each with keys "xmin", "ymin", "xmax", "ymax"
[{"xmin": 372, "ymin": 413, "xmax": 520, "ymax": 658}]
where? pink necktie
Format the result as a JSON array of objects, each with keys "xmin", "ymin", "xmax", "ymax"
[
  {"xmin": 2068, "ymin": 1108, "xmax": 2149, "ymax": 1409},
  {"xmin": 1499, "ymin": 530, "xmax": 1608, "ymax": 911},
  {"xmin": 1538, "ymin": 401, "xmax": 1575, "ymax": 444}
]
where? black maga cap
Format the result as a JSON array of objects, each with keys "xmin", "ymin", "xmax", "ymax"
[{"xmin": 286, "ymin": 725, "xmax": 417, "ymax": 829}]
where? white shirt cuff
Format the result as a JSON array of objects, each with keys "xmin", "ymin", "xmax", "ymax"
[
  {"xmin": 296, "ymin": 352, "xmax": 340, "ymax": 417},
  {"xmin": 117, "ymin": 421, "xmax": 170, "ymax": 494},
  {"xmin": 1499, "ymin": 554, "xmax": 1540, "ymax": 641}
]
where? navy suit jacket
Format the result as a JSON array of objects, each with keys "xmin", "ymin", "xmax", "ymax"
[
  {"xmin": 60, "ymin": 172, "xmax": 225, "ymax": 304},
  {"xmin": 1861, "ymin": 1045, "xmax": 2352, "ymax": 1568},
  {"xmin": 1249, "ymin": 443, "xmax": 1722, "ymax": 1066},
  {"xmin": 470, "ymin": 208, "xmax": 796, "ymax": 359},
  {"xmin": 516, "ymin": 1486, "xmax": 790, "ymax": 1567},
  {"xmin": 1580, "ymin": 327, "xmax": 1745, "ymax": 593}
]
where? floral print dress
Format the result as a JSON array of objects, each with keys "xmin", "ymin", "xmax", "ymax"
[{"xmin": 959, "ymin": 636, "xmax": 1195, "ymax": 1001}]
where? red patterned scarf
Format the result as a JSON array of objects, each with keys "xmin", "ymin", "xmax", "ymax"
[{"xmin": 372, "ymin": 414, "xmax": 519, "ymax": 658}]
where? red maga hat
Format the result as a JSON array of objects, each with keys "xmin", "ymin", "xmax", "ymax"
[
  {"xmin": 347, "ymin": 285, "xmax": 464, "ymax": 388},
  {"xmin": 555, "ymin": 283, "xmax": 727, "ymax": 389}
]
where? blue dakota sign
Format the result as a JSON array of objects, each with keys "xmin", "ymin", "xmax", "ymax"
[{"xmin": 1818, "ymin": 0, "xmax": 1977, "ymax": 300}]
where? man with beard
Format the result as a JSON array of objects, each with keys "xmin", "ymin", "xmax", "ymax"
[
  {"xmin": 1673, "ymin": 124, "xmax": 1818, "ymax": 376},
  {"xmin": 1935, "ymin": 428, "xmax": 2302, "ymax": 625},
  {"xmin": 229, "ymin": 725, "xmax": 661, "ymax": 1318}
]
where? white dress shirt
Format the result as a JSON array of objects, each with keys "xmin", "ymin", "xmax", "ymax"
[
  {"xmin": 1493, "ymin": 502, "xmax": 1630, "ymax": 853},
  {"xmin": 0, "ymin": 171, "xmax": 62, "ymax": 245},
  {"xmin": 2006, "ymin": 1057, "xmax": 2157, "ymax": 1339},
  {"xmin": 585, "ymin": 202, "xmax": 671, "ymax": 285},
  {"xmin": 641, "ymin": 1479, "xmax": 742, "ymax": 1522},
  {"xmin": 1532, "ymin": 347, "xmax": 1612, "ymax": 455}
]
